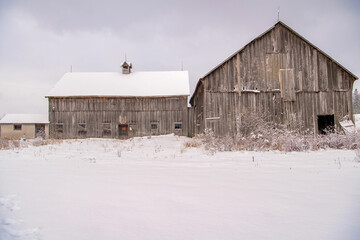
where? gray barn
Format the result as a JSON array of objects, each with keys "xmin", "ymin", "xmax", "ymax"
[
  {"xmin": 189, "ymin": 21, "xmax": 358, "ymax": 136},
  {"xmin": 46, "ymin": 63, "xmax": 190, "ymax": 139}
]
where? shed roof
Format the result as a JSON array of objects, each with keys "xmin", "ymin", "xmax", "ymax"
[
  {"xmin": 46, "ymin": 71, "xmax": 190, "ymax": 98},
  {"xmin": 0, "ymin": 114, "xmax": 49, "ymax": 124}
]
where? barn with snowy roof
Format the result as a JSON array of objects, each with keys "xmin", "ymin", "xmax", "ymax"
[
  {"xmin": 46, "ymin": 62, "xmax": 190, "ymax": 139},
  {"xmin": 189, "ymin": 21, "xmax": 358, "ymax": 136}
]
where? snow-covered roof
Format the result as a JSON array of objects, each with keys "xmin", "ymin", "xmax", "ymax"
[
  {"xmin": 0, "ymin": 114, "xmax": 49, "ymax": 124},
  {"xmin": 46, "ymin": 71, "xmax": 190, "ymax": 97}
]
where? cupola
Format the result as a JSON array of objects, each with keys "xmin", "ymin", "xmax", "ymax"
[{"xmin": 121, "ymin": 61, "xmax": 132, "ymax": 74}]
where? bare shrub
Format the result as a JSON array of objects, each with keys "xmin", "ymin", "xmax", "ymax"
[
  {"xmin": 181, "ymin": 137, "xmax": 202, "ymax": 153},
  {"xmin": 32, "ymin": 138, "xmax": 48, "ymax": 147},
  {"xmin": 1, "ymin": 138, "xmax": 62, "ymax": 150},
  {"xmin": 10, "ymin": 141, "xmax": 20, "ymax": 149},
  {"xmin": 183, "ymin": 138, "xmax": 202, "ymax": 148},
  {"xmin": 0, "ymin": 140, "xmax": 10, "ymax": 150},
  {"xmin": 195, "ymin": 111, "xmax": 360, "ymax": 152},
  {"xmin": 0, "ymin": 139, "xmax": 25, "ymax": 150},
  {"xmin": 199, "ymin": 128, "xmax": 217, "ymax": 152},
  {"xmin": 45, "ymin": 139, "xmax": 62, "ymax": 146},
  {"xmin": 31, "ymin": 138, "xmax": 62, "ymax": 147}
]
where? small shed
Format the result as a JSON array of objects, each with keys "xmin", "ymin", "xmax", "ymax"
[{"xmin": 0, "ymin": 114, "xmax": 49, "ymax": 139}]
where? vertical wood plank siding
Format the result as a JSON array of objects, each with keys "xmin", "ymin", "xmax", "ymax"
[
  {"xmin": 49, "ymin": 96, "xmax": 189, "ymax": 139},
  {"xmin": 192, "ymin": 23, "xmax": 356, "ymax": 136}
]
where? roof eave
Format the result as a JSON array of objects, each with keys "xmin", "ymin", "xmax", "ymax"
[{"xmin": 46, "ymin": 94, "xmax": 190, "ymax": 98}]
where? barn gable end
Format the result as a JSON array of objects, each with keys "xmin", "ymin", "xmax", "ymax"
[{"xmin": 190, "ymin": 21, "xmax": 358, "ymax": 136}]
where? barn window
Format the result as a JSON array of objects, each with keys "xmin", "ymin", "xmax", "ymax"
[
  {"xmin": 14, "ymin": 124, "xmax": 22, "ymax": 130},
  {"xmin": 118, "ymin": 124, "xmax": 128, "ymax": 137},
  {"xmin": 102, "ymin": 123, "xmax": 111, "ymax": 137},
  {"xmin": 55, "ymin": 124, "xmax": 63, "ymax": 133},
  {"xmin": 174, "ymin": 123, "xmax": 182, "ymax": 130},
  {"xmin": 151, "ymin": 123, "xmax": 158, "ymax": 130},
  {"xmin": 78, "ymin": 123, "xmax": 87, "ymax": 137},
  {"xmin": 129, "ymin": 124, "xmax": 136, "ymax": 131}
]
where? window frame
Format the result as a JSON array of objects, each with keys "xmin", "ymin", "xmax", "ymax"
[
  {"xmin": 14, "ymin": 124, "xmax": 22, "ymax": 131},
  {"xmin": 174, "ymin": 123, "xmax": 182, "ymax": 130},
  {"xmin": 129, "ymin": 124, "xmax": 137, "ymax": 131},
  {"xmin": 55, "ymin": 123, "xmax": 64, "ymax": 133},
  {"xmin": 78, "ymin": 123, "xmax": 87, "ymax": 137}
]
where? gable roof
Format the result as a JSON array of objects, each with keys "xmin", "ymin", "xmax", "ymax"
[
  {"xmin": 204, "ymin": 21, "xmax": 358, "ymax": 81},
  {"xmin": 190, "ymin": 21, "xmax": 358, "ymax": 104},
  {"xmin": 0, "ymin": 114, "xmax": 49, "ymax": 124},
  {"xmin": 46, "ymin": 71, "xmax": 190, "ymax": 98},
  {"xmin": 121, "ymin": 62, "xmax": 131, "ymax": 67}
]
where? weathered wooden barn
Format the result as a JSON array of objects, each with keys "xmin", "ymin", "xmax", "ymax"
[
  {"xmin": 46, "ymin": 63, "xmax": 190, "ymax": 139},
  {"xmin": 189, "ymin": 21, "xmax": 358, "ymax": 136},
  {"xmin": 0, "ymin": 114, "xmax": 49, "ymax": 139}
]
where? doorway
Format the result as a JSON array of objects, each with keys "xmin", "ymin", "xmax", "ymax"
[
  {"xmin": 317, "ymin": 115, "xmax": 334, "ymax": 134},
  {"xmin": 118, "ymin": 124, "xmax": 128, "ymax": 138},
  {"xmin": 35, "ymin": 124, "xmax": 46, "ymax": 139}
]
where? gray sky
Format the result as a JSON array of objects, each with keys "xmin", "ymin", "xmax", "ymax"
[{"xmin": 0, "ymin": 0, "xmax": 359, "ymax": 117}]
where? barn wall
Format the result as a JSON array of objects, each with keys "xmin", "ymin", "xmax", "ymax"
[
  {"xmin": 187, "ymin": 107, "xmax": 195, "ymax": 137},
  {"xmin": 0, "ymin": 124, "xmax": 35, "ymax": 139},
  {"xmin": 195, "ymin": 23, "xmax": 356, "ymax": 136},
  {"xmin": 192, "ymin": 82, "xmax": 205, "ymax": 135},
  {"xmin": 48, "ymin": 96, "xmax": 189, "ymax": 139}
]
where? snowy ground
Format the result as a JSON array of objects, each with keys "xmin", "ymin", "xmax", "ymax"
[{"xmin": 0, "ymin": 135, "xmax": 360, "ymax": 240}]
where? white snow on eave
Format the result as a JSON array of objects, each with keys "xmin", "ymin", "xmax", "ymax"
[
  {"xmin": 0, "ymin": 114, "xmax": 49, "ymax": 124},
  {"xmin": 46, "ymin": 71, "xmax": 190, "ymax": 98}
]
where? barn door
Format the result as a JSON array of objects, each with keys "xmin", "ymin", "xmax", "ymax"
[
  {"xmin": 118, "ymin": 124, "xmax": 128, "ymax": 138},
  {"xmin": 317, "ymin": 115, "xmax": 334, "ymax": 134},
  {"xmin": 279, "ymin": 69, "xmax": 295, "ymax": 101}
]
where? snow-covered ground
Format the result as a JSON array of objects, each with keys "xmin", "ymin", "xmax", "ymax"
[{"xmin": 0, "ymin": 135, "xmax": 359, "ymax": 240}]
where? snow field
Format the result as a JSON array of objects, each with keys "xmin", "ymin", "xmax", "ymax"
[{"xmin": 0, "ymin": 135, "xmax": 360, "ymax": 240}]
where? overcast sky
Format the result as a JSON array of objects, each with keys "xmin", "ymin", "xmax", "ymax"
[{"xmin": 0, "ymin": 0, "xmax": 359, "ymax": 117}]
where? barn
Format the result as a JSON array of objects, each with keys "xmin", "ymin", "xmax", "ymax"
[
  {"xmin": 189, "ymin": 21, "xmax": 358, "ymax": 136},
  {"xmin": 46, "ymin": 63, "xmax": 190, "ymax": 139},
  {"xmin": 0, "ymin": 114, "xmax": 49, "ymax": 139}
]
